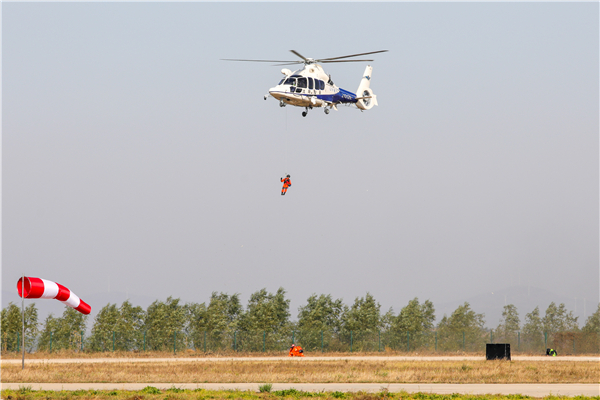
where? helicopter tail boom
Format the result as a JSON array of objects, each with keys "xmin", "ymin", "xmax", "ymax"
[{"xmin": 356, "ymin": 65, "xmax": 377, "ymax": 110}]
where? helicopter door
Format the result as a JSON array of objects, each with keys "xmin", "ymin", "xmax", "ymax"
[
  {"xmin": 296, "ymin": 77, "xmax": 307, "ymax": 93},
  {"xmin": 284, "ymin": 77, "xmax": 297, "ymax": 93}
]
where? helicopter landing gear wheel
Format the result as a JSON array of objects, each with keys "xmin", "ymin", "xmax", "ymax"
[
  {"xmin": 324, "ymin": 108, "xmax": 330, "ymax": 115},
  {"xmin": 302, "ymin": 111, "xmax": 307, "ymax": 117},
  {"xmin": 279, "ymin": 100, "xmax": 286, "ymax": 107}
]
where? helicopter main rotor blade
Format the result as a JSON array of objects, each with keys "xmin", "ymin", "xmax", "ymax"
[
  {"xmin": 290, "ymin": 50, "xmax": 309, "ymax": 62},
  {"xmin": 272, "ymin": 62, "xmax": 305, "ymax": 66},
  {"xmin": 319, "ymin": 59, "xmax": 375, "ymax": 63},
  {"xmin": 221, "ymin": 58, "xmax": 298, "ymax": 63},
  {"xmin": 317, "ymin": 50, "xmax": 388, "ymax": 61}
]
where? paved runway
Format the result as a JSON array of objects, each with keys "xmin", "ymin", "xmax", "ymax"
[
  {"xmin": 1, "ymin": 383, "xmax": 598, "ymax": 396},
  {"xmin": 2, "ymin": 355, "xmax": 598, "ymax": 364}
]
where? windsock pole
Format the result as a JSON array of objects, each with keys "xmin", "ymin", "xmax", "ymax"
[{"xmin": 21, "ymin": 273, "xmax": 25, "ymax": 370}]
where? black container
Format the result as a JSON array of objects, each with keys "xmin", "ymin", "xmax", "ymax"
[{"xmin": 486, "ymin": 343, "xmax": 511, "ymax": 360}]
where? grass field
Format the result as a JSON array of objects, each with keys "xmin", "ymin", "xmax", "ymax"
[
  {"xmin": 2, "ymin": 360, "xmax": 598, "ymax": 384},
  {"xmin": 2, "ymin": 351, "xmax": 452, "ymax": 359},
  {"xmin": 1, "ymin": 387, "xmax": 599, "ymax": 400},
  {"xmin": 4, "ymin": 350, "xmax": 597, "ymax": 359}
]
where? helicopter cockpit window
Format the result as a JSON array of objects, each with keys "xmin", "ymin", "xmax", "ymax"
[
  {"xmin": 284, "ymin": 77, "xmax": 297, "ymax": 86},
  {"xmin": 308, "ymin": 78, "xmax": 314, "ymax": 90},
  {"xmin": 278, "ymin": 78, "xmax": 285, "ymax": 85},
  {"xmin": 297, "ymin": 77, "xmax": 307, "ymax": 88}
]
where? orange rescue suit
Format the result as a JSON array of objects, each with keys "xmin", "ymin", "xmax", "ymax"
[
  {"xmin": 281, "ymin": 176, "xmax": 291, "ymax": 195},
  {"xmin": 289, "ymin": 344, "xmax": 304, "ymax": 357}
]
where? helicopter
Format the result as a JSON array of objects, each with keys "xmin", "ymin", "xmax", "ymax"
[{"xmin": 222, "ymin": 50, "xmax": 388, "ymax": 117}]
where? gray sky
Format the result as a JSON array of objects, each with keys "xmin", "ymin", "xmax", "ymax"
[{"xmin": 3, "ymin": 2, "xmax": 598, "ymax": 327}]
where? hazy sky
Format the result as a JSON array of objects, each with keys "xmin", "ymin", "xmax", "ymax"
[{"xmin": 3, "ymin": 2, "xmax": 598, "ymax": 326}]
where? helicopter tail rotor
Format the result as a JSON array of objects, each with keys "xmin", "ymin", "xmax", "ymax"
[
  {"xmin": 356, "ymin": 88, "xmax": 376, "ymax": 110},
  {"xmin": 356, "ymin": 66, "xmax": 377, "ymax": 110}
]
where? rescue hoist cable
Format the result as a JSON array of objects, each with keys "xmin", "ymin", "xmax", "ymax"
[{"xmin": 285, "ymin": 106, "xmax": 288, "ymax": 175}]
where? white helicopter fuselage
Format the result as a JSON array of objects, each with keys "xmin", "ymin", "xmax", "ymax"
[{"xmin": 267, "ymin": 63, "xmax": 377, "ymax": 113}]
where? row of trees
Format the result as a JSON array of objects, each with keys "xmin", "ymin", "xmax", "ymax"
[{"xmin": 2, "ymin": 288, "xmax": 599, "ymax": 353}]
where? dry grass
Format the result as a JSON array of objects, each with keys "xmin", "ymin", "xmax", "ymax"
[
  {"xmin": 4, "ymin": 349, "xmax": 595, "ymax": 359},
  {"xmin": 0, "ymin": 350, "xmax": 452, "ymax": 359},
  {"xmin": 2, "ymin": 360, "xmax": 598, "ymax": 384}
]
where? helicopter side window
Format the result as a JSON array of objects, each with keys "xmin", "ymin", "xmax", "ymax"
[
  {"xmin": 308, "ymin": 78, "xmax": 314, "ymax": 90},
  {"xmin": 316, "ymin": 80, "xmax": 324, "ymax": 90},
  {"xmin": 297, "ymin": 77, "xmax": 307, "ymax": 89},
  {"xmin": 284, "ymin": 77, "xmax": 296, "ymax": 86}
]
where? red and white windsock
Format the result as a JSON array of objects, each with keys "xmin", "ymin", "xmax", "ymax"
[{"xmin": 17, "ymin": 277, "xmax": 91, "ymax": 315}]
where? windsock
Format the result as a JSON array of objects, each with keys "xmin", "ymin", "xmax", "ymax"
[{"xmin": 17, "ymin": 277, "xmax": 91, "ymax": 315}]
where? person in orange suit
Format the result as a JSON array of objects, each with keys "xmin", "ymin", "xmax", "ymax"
[
  {"xmin": 281, "ymin": 175, "xmax": 291, "ymax": 195},
  {"xmin": 289, "ymin": 343, "xmax": 304, "ymax": 357}
]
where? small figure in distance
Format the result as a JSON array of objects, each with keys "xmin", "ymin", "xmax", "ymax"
[
  {"xmin": 289, "ymin": 343, "xmax": 304, "ymax": 357},
  {"xmin": 281, "ymin": 174, "xmax": 291, "ymax": 196}
]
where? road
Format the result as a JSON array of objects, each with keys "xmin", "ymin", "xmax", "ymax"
[
  {"xmin": 1, "ymin": 355, "xmax": 598, "ymax": 364},
  {"xmin": 1, "ymin": 383, "xmax": 599, "ymax": 396}
]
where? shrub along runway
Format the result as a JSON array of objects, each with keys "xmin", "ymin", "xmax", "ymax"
[{"xmin": 1, "ymin": 383, "xmax": 599, "ymax": 397}]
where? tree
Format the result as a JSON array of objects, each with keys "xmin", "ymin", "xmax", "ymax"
[
  {"xmin": 186, "ymin": 292, "xmax": 243, "ymax": 350},
  {"xmin": 542, "ymin": 302, "xmax": 578, "ymax": 334},
  {"xmin": 522, "ymin": 306, "xmax": 543, "ymax": 351},
  {"xmin": 116, "ymin": 300, "xmax": 145, "ymax": 350},
  {"xmin": 339, "ymin": 293, "xmax": 382, "ymax": 351},
  {"xmin": 389, "ymin": 298, "xmax": 435, "ymax": 350},
  {"xmin": 240, "ymin": 288, "xmax": 290, "ymax": 333},
  {"xmin": 582, "ymin": 304, "xmax": 600, "ymax": 334},
  {"xmin": 237, "ymin": 288, "xmax": 290, "ymax": 352},
  {"xmin": 495, "ymin": 304, "xmax": 520, "ymax": 343},
  {"xmin": 38, "ymin": 314, "xmax": 60, "ymax": 351},
  {"xmin": 341, "ymin": 293, "xmax": 382, "ymax": 333},
  {"xmin": 87, "ymin": 300, "xmax": 145, "ymax": 352},
  {"xmin": 581, "ymin": 304, "xmax": 600, "ymax": 353},
  {"xmin": 297, "ymin": 294, "xmax": 345, "ymax": 351},
  {"xmin": 38, "ymin": 307, "xmax": 88, "ymax": 351},
  {"xmin": 201, "ymin": 292, "xmax": 243, "ymax": 332},
  {"xmin": 297, "ymin": 294, "xmax": 344, "ymax": 333},
  {"xmin": 436, "ymin": 302, "xmax": 485, "ymax": 351},
  {"xmin": 87, "ymin": 303, "xmax": 120, "ymax": 351},
  {"xmin": 1, "ymin": 302, "xmax": 39, "ymax": 352},
  {"xmin": 144, "ymin": 297, "xmax": 186, "ymax": 351}
]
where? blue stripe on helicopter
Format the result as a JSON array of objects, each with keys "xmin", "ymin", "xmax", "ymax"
[
  {"xmin": 332, "ymin": 88, "xmax": 358, "ymax": 103},
  {"xmin": 274, "ymin": 88, "xmax": 358, "ymax": 104},
  {"xmin": 299, "ymin": 88, "xmax": 357, "ymax": 103}
]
